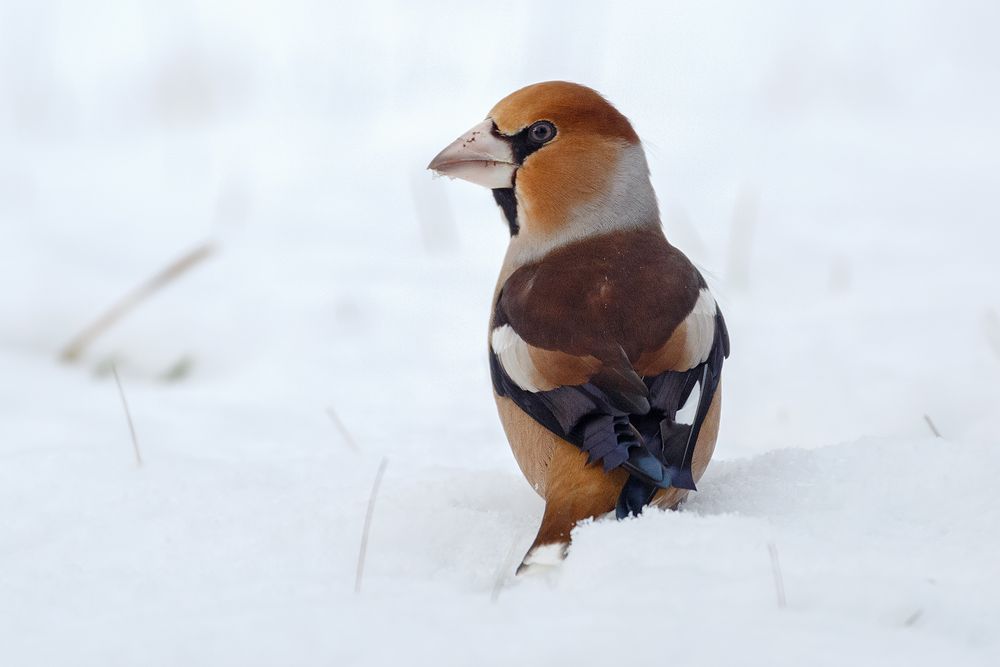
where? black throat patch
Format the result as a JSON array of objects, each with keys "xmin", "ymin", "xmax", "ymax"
[
  {"xmin": 488, "ymin": 121, "xmax": 550, "ymax": 238},
  {"xmin": 492, "ymin": 188, "xmax": 519, "ymax": 236}
]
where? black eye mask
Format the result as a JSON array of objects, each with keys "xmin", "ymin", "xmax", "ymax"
[
  {"xmin": 500, "ymin": 120, "xmax": 558, "ymax": 164},
  {"xmin": 489, "ymin": 120, "xmax": 558, "ymax": 236}
]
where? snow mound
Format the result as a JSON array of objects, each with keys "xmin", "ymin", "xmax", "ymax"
[{"xmin": 1, "ymin": 433, "xmax": 996, "ymax": 666}]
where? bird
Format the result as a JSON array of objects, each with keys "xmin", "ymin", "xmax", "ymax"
[{"xmin": 427, "ymin": 81, "xmax": 729, "ymax": 573}]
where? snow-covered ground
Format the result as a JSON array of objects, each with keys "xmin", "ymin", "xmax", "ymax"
[{"xmin": 2, "ymin": 1, "xmax": 999, "ymax": 665}]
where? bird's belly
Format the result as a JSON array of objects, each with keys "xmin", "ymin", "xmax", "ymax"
[{"xmin": 494, "ymin": 395, "xmax": 562, "ymax": 497}]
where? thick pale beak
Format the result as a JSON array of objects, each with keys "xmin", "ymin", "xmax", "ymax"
[{"xmin": 427, "ymin": 118, "xmax": 516, "ymax": 189}]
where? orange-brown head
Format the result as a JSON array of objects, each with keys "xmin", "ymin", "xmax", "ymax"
[{"xmin": 428, "ymin": 81, "xmax": 660, "ymax": 259}]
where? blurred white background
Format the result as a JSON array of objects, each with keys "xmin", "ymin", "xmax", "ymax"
[{"xmin": 1, "ymin": 1, "xmax": 998, "ymax": 665}]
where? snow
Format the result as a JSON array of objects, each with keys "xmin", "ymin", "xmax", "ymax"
[{"xmin": 2, "ymin": 1, "xmax": 999, "ymax": 665}]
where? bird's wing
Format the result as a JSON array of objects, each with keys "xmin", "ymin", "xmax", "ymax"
[
  {"xmin": 490, "ymin": 322, "xmax": 650, "ymax": 470},
  {"xmin": 618, "ymin": 302, "xmax": 729, "ymax": 517},
  {"xmin": 490, "ymin": 230, "xmax": 729, "ymax": 510}
]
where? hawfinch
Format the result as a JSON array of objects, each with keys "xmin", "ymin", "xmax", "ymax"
[{"xmin": 428, "ymin": 81, "xmax": 729, "ymax": 572}]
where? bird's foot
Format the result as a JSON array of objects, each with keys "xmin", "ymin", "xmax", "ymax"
[{"xmin": 516, "ymin": 542, "xmax": 568, "ymax": 576}]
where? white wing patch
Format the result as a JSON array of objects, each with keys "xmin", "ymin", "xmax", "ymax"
[
  {"xmin": 683, "ymin": 288, "xmax": 718, "ymax": 368},
  {"xmin": 491, "ymin": 324, "xmax": 542, "ymax": 393}
]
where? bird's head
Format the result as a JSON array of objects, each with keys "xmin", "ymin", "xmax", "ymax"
[{"xmin": 428, "ymin": 81, "xmax": 659, "ymax": 256}]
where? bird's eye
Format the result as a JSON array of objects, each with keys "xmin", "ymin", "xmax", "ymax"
[{"xmin": 528, "ymin": 121, "xmax": 556, "ymax": 144}]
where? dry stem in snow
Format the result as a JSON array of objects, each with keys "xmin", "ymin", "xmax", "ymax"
[
  {"xmin": 61, "ymin": 242, "xmax": 216, "ymax": 362},
  {"xmin": 111, "ymin": 364, "xmax": 143, "ymax": 467},
  {"xmin": 355, "ymin": 458, "xmax": 389, "ymax": 594}
]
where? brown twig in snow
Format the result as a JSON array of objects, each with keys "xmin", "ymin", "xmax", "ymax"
[
  {"xmin": 767, "ymin": 542, "xmax": 786, "ymax": 609},
  {"xmin": 111, "ymin": 364, "xmax": 142, "ymax": 467},
  {"xmin": 923, "ymin": 414, "xmax": 942, "ymax": 438},
  {"xmin": 355, "ymin": 457, "xmax": 389, "ymax": 594},
  {"xmin": 60, "ymin": 242, "xmax": 216, "ymax": 362},
  {"xmin": 490, "ymin": 535, "xmax": 524, "ymax": 603},
  {"xmin": 326, "ymin": 406, "xmax": 360, "ymax": 452}
]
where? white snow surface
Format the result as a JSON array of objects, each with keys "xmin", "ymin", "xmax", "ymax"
[{"xmin": 2, "ymin": 1, "xmax": 999, "ymax": 665}]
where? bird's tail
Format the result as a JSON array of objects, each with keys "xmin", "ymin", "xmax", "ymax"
[{"xmin": 614, "ymin": 421, "xmax": 696, "ymax": 518}]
